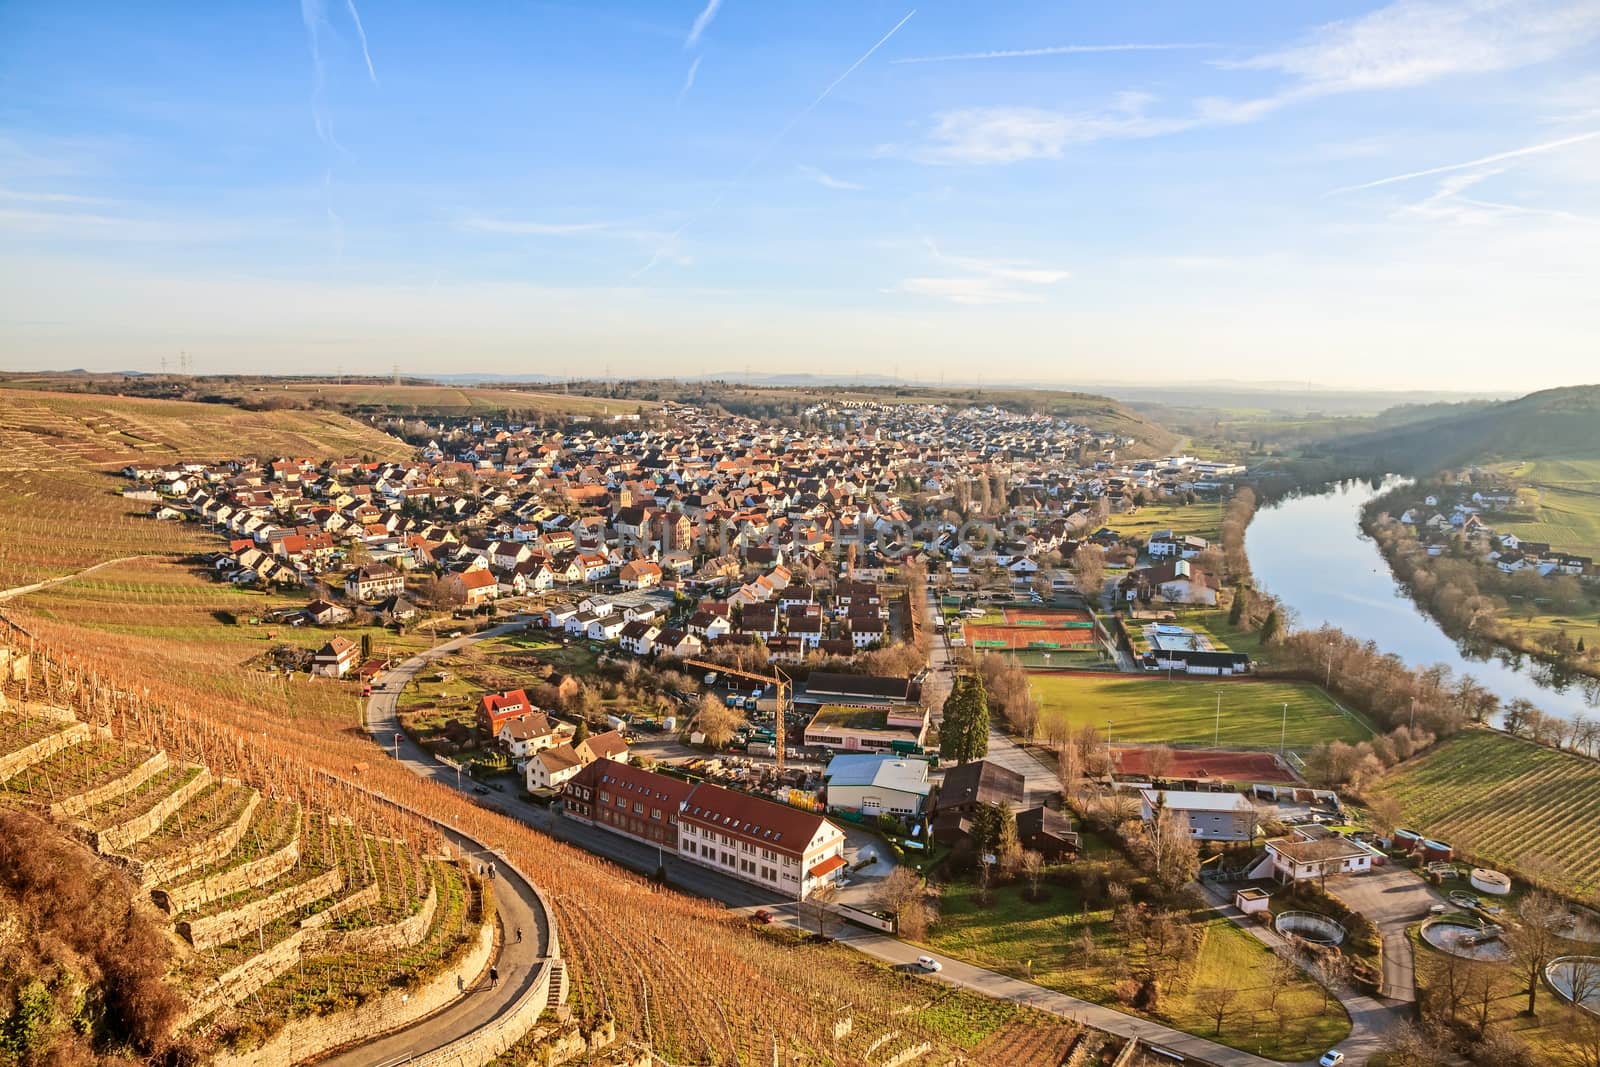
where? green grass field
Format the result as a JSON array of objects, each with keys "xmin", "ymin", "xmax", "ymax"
[
  {"xmin": 923, "ymin": 881, "xmax": 1349, "ymax": 1061},
  {"xmin": 1030, "ymin": 673, "xmax": 1373, "ymax": 748},
  {"xmin": 1487, "ymin": 458, "xmax": 1600, "ymax": 555},
  {"xmin": 1369, "ymin": 728, "xmax": 1600, "ymax": 895},
  {"xmin": 1105, "ymin": 500, "xmax": 1226, "ymax": 543}
]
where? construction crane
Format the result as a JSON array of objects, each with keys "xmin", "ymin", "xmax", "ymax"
[{"xmin": 682, "ymin": 659, "xmax": 792, "ymax": 780}]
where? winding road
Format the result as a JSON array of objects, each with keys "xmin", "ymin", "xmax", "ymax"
[
  {"xmin": 0, "ymin": 553, "xmax": 171, "ymax": 603},
  {"xmin": 316, "ymin": 622, "xmax": 555, "ymax": 1066}
]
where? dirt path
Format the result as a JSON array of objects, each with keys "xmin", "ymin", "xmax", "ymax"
[{"xmin": 0, "ymin": 553, "xmax": 171, "ymax": 603}]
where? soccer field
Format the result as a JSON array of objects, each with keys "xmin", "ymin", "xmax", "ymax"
[{"xmin": 1029, "ymin": 673, "xmax": 1375, "ymax": 748}]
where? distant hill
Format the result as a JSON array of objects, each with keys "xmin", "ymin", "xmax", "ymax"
[{"xmin": 1326, "ymin": 384, "xmax": 1600, "ymax": 471}]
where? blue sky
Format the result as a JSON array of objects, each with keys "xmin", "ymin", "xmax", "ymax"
[{"xmin": 2, "ymin": 0, "xmax": 1598, "ymax": 389}]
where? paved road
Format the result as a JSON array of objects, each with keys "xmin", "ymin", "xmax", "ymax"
[
  {"xmin": 1201, "ymin": 882, "xmax": 1409, "ymax": 1067},
  {"xmin": 1327, "ymin": 865, "xmax": 1446, "ymax": 1004},
  {"xmin": 330, "ymin": 623, "xmax": 553, "ymax": 1065},
  {"xmin": 740, "ymin": 900, "xmax": 1331, "ymax": 1067}
]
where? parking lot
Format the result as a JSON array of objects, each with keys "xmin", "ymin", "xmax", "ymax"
[{"xmin": 1328, "ymin": 864, "xmax": 1447, "ymax": 1002}]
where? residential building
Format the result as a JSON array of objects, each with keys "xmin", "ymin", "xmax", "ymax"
[
  {"xmin": 310, "ymin": 637, "xmax": 360, "ymax": 678},
  {"xmin": 1138, "ymin": 789, "xmax": 1256, "ymax": 842},
  {"xmin": 345, "ymin": 564, "xmax": 405, "ymax": 601}
]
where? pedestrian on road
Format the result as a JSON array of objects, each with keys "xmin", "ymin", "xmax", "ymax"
[
  {"xmin": 489, "ymin": 965, "xmax": 499, "ymax": 989},
  {"xmin": 516, "ymin": 927, "xmax": 523, "ymax": 944},
  {"xmin": 489, "ymin": 861, "xmax": 497, "ymax": 881}
]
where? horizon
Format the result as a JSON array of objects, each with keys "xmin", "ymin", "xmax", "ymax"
[{"xmin": 4, "ymin": 1, "xmax": 1600, "ymax": 389}]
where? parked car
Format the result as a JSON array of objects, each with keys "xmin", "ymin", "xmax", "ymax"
[
  {"xmin": 1318, "ymin": 1051, "xmax": 1345, "ymax": 1067},
  {"xmin": 751, "ymin": 909, "xmax": 774, "ymax": 924},
  {"xmin": 914, "ymin": 956, "xmax": 942, "ymax": 973}
]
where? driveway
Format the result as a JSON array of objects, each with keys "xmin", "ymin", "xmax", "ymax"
[{"xmin": 1329, "ymin": 864, "xmax": 1447, "ymax": 1003}]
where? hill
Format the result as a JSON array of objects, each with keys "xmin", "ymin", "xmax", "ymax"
[
  {"xmin": 1326, "ymin": 384, "xmax": 1600, "ymax": 471},
  {"xmin": 0, "ymin": 388, "xmax": 410, "ymax": 591},
  {"xmin": 560, "ymin": 378, "xmax": 1180, "ymax": 454}
]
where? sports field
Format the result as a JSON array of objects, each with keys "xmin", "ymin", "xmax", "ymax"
[
  {"xmin": 967, "ymin": 607, "xmax": 1098, "ymax": 650},
  {"xmin": 1030, "ymin": 673, "xmax": 1374, "ymax": 748},
  {"xmin": 1112, "ymin": 746, "xmax": 1296, "ymax": 783}
]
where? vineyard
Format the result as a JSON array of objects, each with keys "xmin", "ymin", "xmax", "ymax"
[
  {"xmin": 1368, "ymin": 727, "xmax": 1600, "ymax": 895},
  {"xmin": 0, "ymin": 595, "xmax": 1116, "ymax": 1063},
  {"xmin": 0, "ymin": 672, "xmax": 484, "ymax": 1056},
  {"xmin": 0, "ymin": 387, "xmax": 407, "ymax": 589}
]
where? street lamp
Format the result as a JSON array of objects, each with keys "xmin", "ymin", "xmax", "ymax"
[
  {"xmin": 1279, "ymin": 702, "xmax": 1288, "ymax": 756},
  {"xmin": 1214, "ymin": 690, "xmax": 1222, "ymax": 747}
]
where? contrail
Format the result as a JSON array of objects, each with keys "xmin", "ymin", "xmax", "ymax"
[
  {"xmin": 1330, "ymin": 130, "xmax": 1600, "ymax": 194},
  {"xmin": 346, "ymin": 0, "xmax": 378, "ymax": 84},
  {"xmin": 685, "ymin": 0, "xmax": 722, "ymax": 49},
  {"xmin": 636, "ymin": 8, "xmax": 916, "ymax": 276},
  {"xmin": 892, "ymin": 42, "xmax": 1215, "ymax": 64},
  {"xmin": 678, "ymin": 55, "xmax": 702, "ymax": 104}
]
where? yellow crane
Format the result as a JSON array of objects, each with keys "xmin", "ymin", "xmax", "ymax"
[{"xmin": 683, "ymin": 658, "xmax": 792, "ymax": 780}]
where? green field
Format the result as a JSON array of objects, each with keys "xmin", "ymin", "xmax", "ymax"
[
  {"xmin": 1105, "ymin": 500, "xmax": 1225, "ymax": 543},
  {"xmin": 1030, "ymin": 674, "xmax": 1373, "ymax": 748},
  {"xmin": 923, "ymin": 881, "xmax": 1349, "ymax": 1061},
  {"xmin": 1369, "ymin": 728, "xmax": 1600, "ymax": 895},
  {"xmin": 1488, "ymin": 458, "xmax": 1600, "ymax": 554}
]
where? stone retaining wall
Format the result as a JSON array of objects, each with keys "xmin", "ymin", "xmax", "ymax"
[
  {"xmin": 153, "ymin": 811, "xmax": 300, "ymax": 915},
  {"xmin": 207, "ymin": 906, "xmax": 495, "ymax": 1067},
  {"xmin": 181, "ymin": 928, "xmax": 306, "ymax": 1028},
  {"xmin": 299, "ymin": 882, "xmax": 381, "ymax": 935},
  {"xmin": 93, "ymin": 765, "xmax": 212, "ymax": 854},
  {"xmin": 51, "ymin": 749, "xmax": 168, "ymax": 820},
  {"xmin": 0, "ymin": 719, "xmax": 90, "ymax": 780},
  {"xmin": 178, "ymin": 868, "xmax": 344, "ymax": 952},
  {"xmin": 134, "ymin": 786, "xmax": 260, "ymax": 889},
  {"xmin": 308, "ymin": 880, "xmax": 437, "ymax": 956}
]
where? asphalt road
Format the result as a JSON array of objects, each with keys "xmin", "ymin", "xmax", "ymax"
[{"xmin": 330, "ymin": 624, "xmax": 553, "ymax": 1066}]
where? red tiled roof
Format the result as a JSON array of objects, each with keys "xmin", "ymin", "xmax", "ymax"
[
  {"xmin": 809, "ymin": 854, "xmax": 846, "ymax": 879},
  {"xmin": 679, "ymin": 779, "xmax": 834, "ymax": 859}
]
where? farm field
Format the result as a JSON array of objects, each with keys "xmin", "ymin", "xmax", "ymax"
[
  {"xmin": 0, "ymin": 388, "xmax": 409, "ymax": 589},
  {"xmin": 1104, "ymin": 499, "xmax": 1226, "ymax": 543},
  {"xmin": 923, "ymin": 880, "xmax": 1350, "ymax": 1061},
  {"xmin": 1368, "ymin": 728, "xmax": 1600, "ymax": 895},
  {"xmin": 1030, "ymin": 673, "xmax": 1373, "ymax": 748},
  {"xmin": 1486, "ymin": 457, "xmax": 1600, "ymax": 554}
]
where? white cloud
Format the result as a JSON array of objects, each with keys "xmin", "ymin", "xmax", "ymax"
[
  {"xmin": 1228, "ymin": 0, "xmax": 1600, "ymax": 94},
  {"xmin": 891, "ymin": 43, "xmax": 1216, "ymax": 65},
  {"xmin": 0, "ymin": 187, "xmax": 108, "ymax": 205},
  {"xmin": 798, "ymin": 165, "xmax": 864, "ymax": 191},
  {"xmin": 461, "ymin": 216, "xmax": 620, "ymax": 236},
  {"xmin": 896, "ymin": 104, "xmax": 1195, "ymax": 164},
  {"xmin": 895, "ymin": 0, "xmax": 1600, "ymax": 164},
  {"xmin": 684, "ymin": 0, "xmax": 722, "ymax": 49},
  {"xmin": 345, "ymin": 0, "xmax": 379, "ymax": 85},
  {"xmin": 891, "ymin": 239, "xmax": 1070, "ymax": 304}
]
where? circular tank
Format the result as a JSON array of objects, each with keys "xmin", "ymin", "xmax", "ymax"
[
  {"xmin": 1421, "ymin": 916, "xmax": 1511, "ymax": 962},
  {"xmin": 1274, "ymin": 910, "xmax": 1347, "ymax": 946}
]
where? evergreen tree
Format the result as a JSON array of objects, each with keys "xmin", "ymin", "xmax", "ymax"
[
  {"xmin": 360, "ymin": 632, "xmax": 373, "ymax": 661},
  {"xmin": 1228, "ymin": 587, "xmax": 1247, "ymax": 625},
  {"xmin": 1259, "ymin": 608, "xmax": 1281, "ymax": 644},
  {"xmin": 573, "ymin": 718, "xmax": 590, "ymax": 744}
]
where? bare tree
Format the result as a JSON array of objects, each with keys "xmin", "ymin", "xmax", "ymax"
[
  {"xmin": 872, "ymin": 867, "xmax": 927, "ymax": 934},
  {"xmin": 1143, "ymin": 804, "xmax": 1200, "ymax": 893},
  {"xmin": 1071, "ymin": 544, "xmax": 1105, "ymax": 600},
  {"xmin": 1204, "ymin": 975, "xmax": 1241, "ymax": 1036},
  {"xmin": 692, "ymin": 692, "xmax": 747, "ymax": 748},
  {"xmin": 1020, "ymin": 849, "xmax": 1045, "ymax": 901},
  {"xmin": 1509, "ymin": 890, "xmax": 1568, "ymax": 1016},
  {"xmin": 799, "ymin": 881, "xmax": 840, "ymax": 939},
  {"xmin": 1145, "ymin": 744, "xmax": 1175, "ymax": 782}
]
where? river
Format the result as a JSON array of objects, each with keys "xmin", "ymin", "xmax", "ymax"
[{"xmin": 1245, "ymin": 476, "xmax": 1600, "ymax": 719}]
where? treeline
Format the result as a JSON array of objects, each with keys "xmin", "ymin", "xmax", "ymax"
[{"xmin": 1362, "ymin": 497, "xmax": 1599, "ymax": 678}]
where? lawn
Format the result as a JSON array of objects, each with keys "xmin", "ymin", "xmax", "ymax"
[
  {"xmin": 922, "ymin": 880, "xmax": 1349, "ymax": 1061},
  {"xmin": 1105, "ymin": 499, "xmax": 1226, "ymax": 544},
  {"xmin": 1030, "ymin": 673, "xmax": 1374, "ymax": 748},
  {"xmin": 1368, "ymin": 727, "xmax": 1600, "ymax": 895}
]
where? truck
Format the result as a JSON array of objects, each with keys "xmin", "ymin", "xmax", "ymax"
[
  {"xmin": 746, "ymin": 742, "xmax": 776, "ymax": 758},
  {"xmin": 702, "ymin": 671, "xmax": 719, "ymax": 686}
]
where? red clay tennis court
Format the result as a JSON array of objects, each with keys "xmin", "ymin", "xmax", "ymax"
[
  {"xmin": 1113, "ymin": 746, "xmax": 1295, "ymax": 784},
  {"xmin": 968, "ymin": 607, "xmax": 1098, "ymax": 649}
]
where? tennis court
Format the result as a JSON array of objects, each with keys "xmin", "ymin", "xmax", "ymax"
[{"xmin": 968, "ymin": 606, "xmax": 1099, "ymax": 650}]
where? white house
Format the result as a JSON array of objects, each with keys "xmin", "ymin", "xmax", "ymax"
[
  {"xmin": 1251, "ymin": 828, "xmax": 1378, "ymax": 883},
  {"xmin": 527, "ymin": 743, "xmax": 585, "ymax": 792},
  {"xmin": 1138, "ymin": 789, "xmax": 1255, "ymax": 842},
  {"xmin": 823, "ymin": 755, "xmax": 931, "ymax": 818},
  {"xmin": 677, "ymin": 780, "xmax": 847, "ymax": 900}
]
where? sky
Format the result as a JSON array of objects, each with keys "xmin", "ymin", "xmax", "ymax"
[{"xmin": 2, "ymin": 0, "xmax": 1598, "ymax": 390}]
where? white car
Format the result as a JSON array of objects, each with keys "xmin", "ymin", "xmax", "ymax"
[
  {"xmin": 914, "ymin": 955, "xmax": 942, "ymax": 973},
  {"xmin": 1318, "ymin": 1052, "xmax": 1345, "ymax": 1067}
]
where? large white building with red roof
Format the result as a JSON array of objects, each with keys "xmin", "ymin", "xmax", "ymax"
[{"xmin": 562, "ymin": 763, "xmax": 846, "ymax": 899}]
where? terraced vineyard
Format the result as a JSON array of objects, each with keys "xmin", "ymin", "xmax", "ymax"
[
  {"xmin": 1370, "ymin": 728, "xmax": 1600, "ymax": 894},
  {"xmin": 0, "ymin": 698, "xmax": 489, "ymax": 1058}
]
